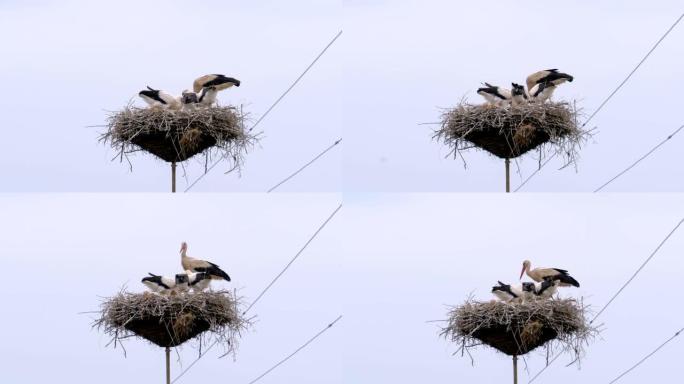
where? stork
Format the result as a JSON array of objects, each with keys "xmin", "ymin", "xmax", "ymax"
[
  {"xmin": 186, "ymin": 270, "xmax": 211, "ymax": 292},
  {"xmin": 174, "ymin": 273, "xmax": 190, "ymax": 293},
  {"xmin": 141, "ymin": 273, "xmax": 176, "ymax": 294},
  {"xmin": 138, "ymin": 86, "xmax": 181, "ymax": 110},
  {"xmin": 510, "ymin": 83, "xmax": 528, "ymax": 106},
  {"xmin": 492, "ymin": 281, "xmax": 536, "ymax": 302},
  {"xmin": 520, "ymin": 260, "xmax": 580, "ymax": 287},
  {"xmin": 526, "ymin": 69, "xmax": 573, "ymax": 92},
  {"xmin": 198, "ymin": 87, "xmax": 218, "ymax": 107},
  {"xmin": 528, "ymin": 81, "xmax": 557, "ymax": 103},
  {"xmin": 533, "ymin": 278, "xmax": 559, "ymax": 298},
  {"xmin": 181, "ymin": 89, "xmax": 199, "ymax": 110},
  {"xmin": 193, "ymin": 74, "xmax": 241, "ymax": 93},
  {"xmin": 477, "ymin": 82, "xmax": 511, "ymax": 106},
  {"xmin": 180, "ymin": 242, "xmax": 231, "ymax": 281}
]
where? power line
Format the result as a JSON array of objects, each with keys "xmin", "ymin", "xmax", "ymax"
[
  {"xmin": 247, "ymin": 315, "xmax": 343, "ymax": 384},
  {"xmin": 590, "ymin": 216, "xmax": 684, "ymax": 323},
  {"xmin": 515, "ymin": 11, "xmax": 683, "ymax": 192},
  {"xmin": 593, "ymin": 124, "xmax": 684, "ymax": 192},
  {"xmin": 528, "ymin": 216, "xmax": 684, "ymax": 383},
  {"xmin": 242, "ymin": 203, "xmax": 342, "ymax": 315},
  {"xmin": 608, "ymin": 327, "xmax": 684, "ymax": 383},
  {"xmin": 183, "ymin": 30, "xmax": 343, "ymax": 192},
  {"xmin": 267, "ymin": 138, "xmax": 342, "ymax": 192},
  {"xmin": 171, "ymin": 203, "xmax": 343, "ymax": 383},
  {"xmin": 513, "ymin": 154, "xmax": 556, "ymax": 192}
]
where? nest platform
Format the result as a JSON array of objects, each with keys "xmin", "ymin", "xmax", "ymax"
[
  {"xmin": 94, "ymin": 290, "xmax": 248, "ymax": 350},
  {"xmin": 436, "ymin": 101, "xmax": 583, "ymax": 160},
  {"xmin": 101, "ymin": 106, "xmax": 254, "ymax": 164},
  {"xmin": 441, "ymin": 298, "xmax": 595, "ymax": 358}
]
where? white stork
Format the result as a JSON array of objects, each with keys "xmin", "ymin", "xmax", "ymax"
[
  {"xmin": 193, "ymin": 74, "xmax": 241, "ymax": 93},
  {"xmin": 528, "ymin": 81, "xmax": 557, "ymax": 103},
  {"xmin": 533, "ymin": 278, "xmax": 559, "ymax": 298},
  {"xmin": 185, "ymin": 271, "xmax": 211, "ymax": 292},
  {"xmin": 520, "ymin": 260, "xmax": 580, "ymax": 287},
  {"xmin": 138, "ymin": 86, "xmax": 181, "ymax": 110},
  {"xmin": 141, "ymin": 273, "xmax": 176, "ymax": 294},
  {"xmin": 510, "ymin": 83, "xmax": 529, "ymax": 106},
  {"xmin": 492, "ymin": 281, "xmax": 537, "ymax": 302},
  {"xmin": 198, "ymin": 87, "xmax": 218, "ymax": 107},
  {"xmin": 181, "ymin": 90, "xmax": 199, "ymax": 110},
  {"xmin": 525, "ymin": 69, "xmax": 574, "ymax": 92},
  {"xmin": 477, "ymin": 82, "xmax": 511, "ymax": 106},
  {"xmin": 180, "ymin": 242, "xmax": 231, "ymax": 281}
]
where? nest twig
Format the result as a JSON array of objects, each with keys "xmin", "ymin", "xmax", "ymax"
[
  {"xmin": 441, "ymin": 297, "xmax": 598, "ymax": 362},
  {"xmin": 100, "ymin": 105, "xmax": 258, "ymax": 168},
  {"xmin": 93, "ymin": 289, "xmax": 250, "ymax": 357},
  {"xmin": 435, "ymin": 101, "xmax": 589, "ymax": 166}
]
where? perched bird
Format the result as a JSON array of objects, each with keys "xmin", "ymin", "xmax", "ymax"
[
  {"xmin": 528, "ymin": 81, "xmax": 557, "ymax": 102},
  {"xmin": 477, "ymin": 82, "xmax": 511, "ymax": 106},
  {"xmin": 141, "ymin": 272, "xmax": 176, "ymax": 294},
  {"xmin": 193, "ymin": 74, "xmax": 241, "ymax": 93},
  {"xmin": 533, "ymin": 278, "xmax": 559, "ymax": 298},
  {"xmin": 138, "ymin": 86, "xmax": 181, "ymax": 110},
  {"xmin": 181, "ymin": 90, "xmax": 199, "ymax": 110},
  {"xmin": 510, "ymin": 83, "xmax": 528, "ymax": 106},
  {"xmin": 492, "ymin": 281, "xmax": 536, "ymax": 301},
  {"xmin": 186, "ymin": 270, "xmax": 212, "ymax": 292},
  {"xmin": 520, "ymin": 260, "xmax": 580, "ymax": 287},
  {"xmin": 198, "ymin": 87, "xmax": 218, "ymax": 107},
  {"xmin": 180, "ymin": 242, "xmax": 231, "ymax": 281},
  {"xmin": 525, "ymin": 69, "xmax": 573, "ymax": 92},
  {"xmin": 174, "ymin": 273, "xmax": 190, "ymax": 293},
  {"xmin": 492, "ymin": 281, "xmax": 519, "ymax": 301}
]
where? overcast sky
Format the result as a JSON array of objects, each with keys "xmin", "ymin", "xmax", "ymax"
[
  {"xmin": 344, "ymin": 0, "xmax": 684, "ymax": 192},
  {"xmin": 342, "ymin": 193, "xmax": 684, "ymax": 383},
  {"xmin": 0, "ymin": 0, "xmax": 341, "ymax": 192},
  {"xmin": 0, "ymin": 194, "xmax": 343, "ymax": 383}
]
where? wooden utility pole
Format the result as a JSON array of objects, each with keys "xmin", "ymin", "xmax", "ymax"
[
  {"xmin": 512, "ymin": 355, "xmax": 518, "ymax": 384},
  {"xmin": 171, "ymin": 162, "xmax": 177, "ymax": 193},
  {"xmin": 505, "ymin": 158, "xmax": 511, "ymax": 193},
  {"xmin": 166, "ymin": 346, "xmax": 171, "ymax": 384}
]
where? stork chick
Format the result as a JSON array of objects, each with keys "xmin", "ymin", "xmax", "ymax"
[
  {"xmin": 528, "ymin": 81, "xmax": 557, "ymax": 103},
  {"xmin": 193, "ymin": 74, "xmax": 241, "ymax": 93},
  {"xmin": 198, "ymin": 86, "xmax": 218, "ymax": 107},
  {"xmin": 510, "ymin": 83, "xmax": 528, "ymax": 106},
  {"xmin": 186, "ymin": 270, "xmax": 212, "ymax": 292},
  {"xmin": 526, "ymin": 69, "xmax": 573, "ymax": 92},
  {"xmin": 138, "ymin": 86, "xmax": 181, "ymax": 110},
  {"xmin": 181, "ymin": 89, "xmax": 199, "ymax": 110},
  {"xmin": 174, "ymin": 273, "xmax": 190, "ymax": 294},
  {"xmin": 477, "ymin": 82, "xmax": 511, "ymax": 106},
  {"xmin": 180, "ymin": 242, "xmax": 231, "ymax": 281},
  {"xmin": 142, "ymin": 273, "xmax": 176, "ymax": 294}
]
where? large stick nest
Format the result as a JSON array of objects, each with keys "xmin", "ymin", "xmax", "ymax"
[
  {"xmin": 441, "ymin": 297, "xmax": 598, "ymax": 360},
  {"xmin": 435, "ymin": 101, "xmax": 587, "ymax": 163},
  {"xmin": 93, "ymin": 290, "xmax": 250, "ymax": 355},
  {"xmin": 100, "ymin": 105, "xmax": 257, "ymax": 166}
]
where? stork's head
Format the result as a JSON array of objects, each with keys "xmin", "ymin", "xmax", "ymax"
[
  {"xmin": 175, "ymin": 273, "xmax": 189, "ymax": 284},
  {"xmin": 520, "ymin": 260, "xmax": 531, "ymax": 279},
  {"xmin": 511, "ymin": 83, "xmax": 527, "ymax": 98},
  {"xmin": 180, "ymin": 242, "xmax": 188, "ymax": 253},
  {"xmin": 522, "ymin": 282, "xmax": 535, "ymax": 292}
]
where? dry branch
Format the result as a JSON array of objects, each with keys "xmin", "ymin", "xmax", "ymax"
[
  {"xmin": 441, "ymin": 297, "xmax": 598, "ymax": 361},
  {"xmin": 100, "ymin": 105, "xmax": 257, "ymax": 168},
  {"xmin": 435, "ymin": 101, "xmax": 588, "ymax": 164},
  {"xmin": 93, "ymin": 289, "xmax": 250, "ymax": 356}
]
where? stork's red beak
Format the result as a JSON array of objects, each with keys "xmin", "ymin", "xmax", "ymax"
[{"xmin": 519, "ymin": 265, "xmax": 525, "ymax": 280}]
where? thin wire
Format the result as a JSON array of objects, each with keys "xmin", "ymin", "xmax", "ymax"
[
  {"xmin": 183, "ymin": 30, "xmax": 343, "ymax": 192},
  {"xmin": 528, "ymin": 217, "xmax": 684, "ymax": 383},
  {"xmin": 593, "ymin": 124, "xmax": 684, "ymax": 192},
  {"xmin": 608, "ymin": 327, "xmax": 684, "ymax": 383},
  {"xmin": 590, "ymin": 217, "xmax": 684, "ymax": 323},
  {"xmin": 267, "ymin": 138, "xmax": 342, "ymax": 192},
  {"xmin": 247, "ymin": 315, "xmax": 343, "ymax": 384},
  {"xmin": 514, "ymin": 12, "xmax": 684, "ymax": 192},
  {"xmin": 170, "ymin": 203, "xmax": 343, "ymax": 384},
  {"xmin": 243, "ymin": 203, "xmax": 343, "ymax": 314},
  {"xmin": 513, "ymin": 154, "xmax": 556, "ymax": 192}
]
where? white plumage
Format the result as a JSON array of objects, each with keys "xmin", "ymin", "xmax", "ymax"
[{"xmin": 186, "ymin": 270, "xmax": 212, "ymax": 292}]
